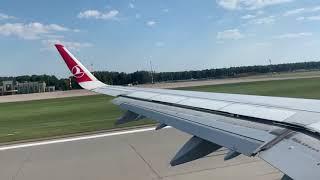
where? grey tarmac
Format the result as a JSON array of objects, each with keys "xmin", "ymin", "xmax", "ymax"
[{"xmin": 0, "ymin": 127, "xmax": 282, "ymax": 180}]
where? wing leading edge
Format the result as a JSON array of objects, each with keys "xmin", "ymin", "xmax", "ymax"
[{"xmin": 55, "ymin": 44, "xmax": 320, "ymax": 180}]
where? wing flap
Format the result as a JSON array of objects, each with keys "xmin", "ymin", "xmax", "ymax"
[
  {"xmin": 220, "ymin": 103, "xmax": 296, "ymax": 122},
  {"xmin": 113, "ymin": 87, "xmax": 320, "ymax": 135},
  {"xmin": 178, "ymin": 98, "xmax": 231, "ymax": 111},
  {"xmin": 114, "ymin": 96, "xmax": 276, "ymax": 156},
  {"xmin": 115, "ymin": 96, "xmax": 320, "ymax": 179},
  {"xmin": 259, "ymin": 133, "xmax": 320, "ymax": 180}
]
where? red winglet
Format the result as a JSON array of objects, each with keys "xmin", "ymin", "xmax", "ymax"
[{"xmin": 55, "ymin": 44, "xmax": 94, "ymax": 83}]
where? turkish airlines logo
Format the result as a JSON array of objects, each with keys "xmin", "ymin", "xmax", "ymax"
[{"xmin": 71, "ymin": 65, "xmax": 85, "ymax": 79}]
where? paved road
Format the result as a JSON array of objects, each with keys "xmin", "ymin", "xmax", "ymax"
[
  {"xmin": 140, "ymin": 74, "xmax": 320, "ymax": 89},
  {"xmin": 0, "ymin": 127, "xmax": 282, "ymax": 180},
  {"xmin": 0, "ymin": 90, "xmax": 97, "ymax": 103}
]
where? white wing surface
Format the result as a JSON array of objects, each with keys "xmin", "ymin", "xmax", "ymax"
[{"xmin": 55, "ymin": 44, "xmax": 320, "ymax": 180}]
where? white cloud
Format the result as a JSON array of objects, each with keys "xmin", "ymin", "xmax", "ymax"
[
  {"xmin": 306, "ymin": 15, "xmax": 320, "ymax": 20},
  {"xmin": 296, "ymin": 16, "xmax": 305, "ymax": 21},
  {"xmin": 78, "ymin": 10, "xmax": 119, "ymax": 20},
  {"xmin": 0, "ymin": 21, "xmax": 84, "ymax": 51},
  {"xmin": 0, "ymin": 13, "xmax": 15, "ymax": 20},
  {"xmin": 241, "ymin": 14, "xmax": 256, "ymax": 19},
  {"xmin": 241, "ymin": 11, "xmax": 266, "ymax": 20},
  {"xmin": 46, "ymin": 24, "xmax": 70, "ymax": 31},
  {"xmin": 284, "ymin": 6, "xmax": 320, "ymax": 18},
  {"xmin": 73, "ymin": 29, "xmax": 81, "ymax": 33},
  {"xmin": 217, "ymin": 29, "xmax": 244, "ymax": 40},
  {"xmin": 256, "ymin": 10, "xmax": 264, "ymax": 15},
  {"xmin": 163, "ymin": 9, "xmax": 169, "ymax": 13},
  {"xmin": 43, "ymin": 34, "xmax": 65, "ymax": 39},
  {"xmin": 42, "ymin": 39, "xmax": 93, "ymax": 51},
  {"xmin": 217, "ymin": 0, "xmax": 238, "ymax": 10},
  {"xmin": 146, "ymin": 20, "xmax": 156, "ymax": 27},
  {"xmin": 135, "ymin": 14, "xmax": 141, "ymax": 19},
  {"xmin": 274, "ymin": 32, "xmax": 312, "ymax": 39},
  {"xmin": 283, "ymin": 8, "xmax": 305, "ymax": 16},
  {"xmin": 251, "ymin": 16, "xmax": 275, "ymax": 24},
  {"xmin": 255, "ymin": 42, "xmax": 272, "ymax": 47},
  {"xmin": 155, "ymin": 41, "xmax": 165, "ymax": 47},
  {"xmin": 296, "ymin": 15, "xmax": 320, "ymax": 21},
  {"xmin": 129, "ymin": 3, "xmax": 135, "ymax": 9},
  {"xmin": 0, "ymin": 22, "xmax": 72, "ymax": 40},
  {"xmin": 217, "ymin": 0, "xmax": 293, "ymax": 10},
  {"xmin": 78, "ymin": 10, "xmax": 100, "ymax": 19},
  {"xmin": 311, "ymin": 6, "xmax": 320, "ymax": 12}
]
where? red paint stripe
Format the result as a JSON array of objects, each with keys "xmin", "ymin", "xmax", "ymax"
[{"xmin": 55, "ymin": 44, "xmax": 92, "ymax": 83}]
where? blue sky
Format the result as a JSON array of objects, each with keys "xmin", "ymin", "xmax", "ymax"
[{"xmin": 1, "ymin": 0, "xmax": 320, "ymax": 78}]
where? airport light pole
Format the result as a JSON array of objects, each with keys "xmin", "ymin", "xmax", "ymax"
[
  {"xmin": 69, "ymin": 77, "xmax": 72, "ymax": 90},
  {"xmin": 268, "ymin": 59, "xmax": 272, "ymax": 77},
  {"xmin": 90, "ymin": 63, "xmax": 94, "ymax": 75},
  {"xmin": 150, "ymin": 59, "xmax": 154, "ymax": 84}
]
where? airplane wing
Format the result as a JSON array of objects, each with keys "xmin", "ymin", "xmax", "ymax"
[{"xmin": 55, "ymin": 44, "xmax": 320, "ymax": 180}]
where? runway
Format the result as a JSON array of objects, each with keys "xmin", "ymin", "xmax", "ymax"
[{"xmin": 0, "ymin": 127, "xmax": 282, "ymax": 180}]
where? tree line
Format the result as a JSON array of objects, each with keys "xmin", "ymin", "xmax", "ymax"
[{"xmin": 1, "ymin": 61, "xmax": 320, "ymax": 91}]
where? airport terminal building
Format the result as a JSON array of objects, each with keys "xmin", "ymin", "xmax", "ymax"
[{"xmin": 0, "ymin": 80, "xmax": 55, "ymax": 96}]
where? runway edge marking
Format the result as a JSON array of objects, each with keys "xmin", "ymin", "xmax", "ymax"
[{"xmin": 0, "ymin": 127, "xmax": 169, "ymax": 151}]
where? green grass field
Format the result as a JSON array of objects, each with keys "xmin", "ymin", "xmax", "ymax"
[
  {"xmin": 1, "ymin": 77, "xmax": 320, "ymax": 143},
  {"xmin": 0, "ymin": 96, "xmax": 152, "ymax": 143},
  {"xmin": 178, "ymin": 77, "xmax": 320, "ymax": 99}
]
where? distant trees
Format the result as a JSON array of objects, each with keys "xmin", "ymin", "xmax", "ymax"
[
  {"xmin": 1, "ymin": 61, "xmax": 320, "ymax": 91},
  {"xmin": 73, "ymin": 61, "xmax": 320, "ymax": 87}
]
